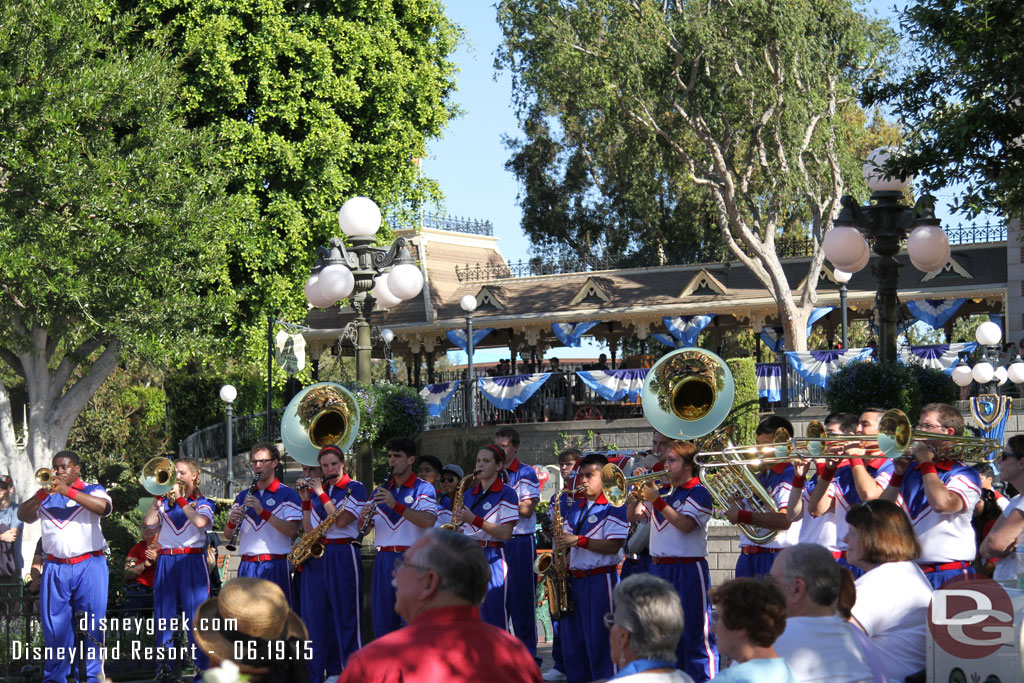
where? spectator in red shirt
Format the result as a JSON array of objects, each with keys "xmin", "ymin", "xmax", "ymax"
[
  {"xmin": 340, "ymin": 528, "xmax": 542, "ymax": 683},
  {"xmin": 123, "ymin": 524, "xmax": 159, "ymax": 611}
]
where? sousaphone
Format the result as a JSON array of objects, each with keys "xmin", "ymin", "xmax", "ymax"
[
  {"xmin": 641, "ymin": 347, "xmax": 734, "ymax": 440},
  {"xmin": 281, "ymin": 382, "xmax": 361, "ymax": 466}
]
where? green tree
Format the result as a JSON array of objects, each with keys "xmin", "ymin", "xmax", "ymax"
[
  {"xmin": 863, "ymin": 0, "xmax": 1024, "ymax": 218},
  {"xmin": 497, "ymin": 0, "xmax": 896, "ymax": 351},
  {"xmin": 0, "ymin": 0, "xmax": 239, "ymax": 500},
  {"xmin": 127, "ymin": 0, "xmax": 462, "ymax": 359}
]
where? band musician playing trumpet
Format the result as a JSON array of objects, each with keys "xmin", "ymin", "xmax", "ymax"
[
  {"xmin": 555, "ymin": 452, "xmax": 628, "ymax": 683},
  {"xmin": 627, "ymin": 441, "xmax": 719, "ymax": 682},
  {"xmin": 454, "ymin": 445, "xmax": 517, "ymax": 630},
  {"xmin": 296, "ymin": 445, "xmax": 366, "ymax": 678},
  {"xmin": 142, "ymin": 457, "xmax": 214, "ymax": 676},
  {"xmin": 880, "ymin": 402, "xmax": 982, "ymax": 588}
]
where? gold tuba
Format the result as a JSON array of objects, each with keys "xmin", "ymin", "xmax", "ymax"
[
  {"xmin": 140, "ymin": 457, "xmax": 177, "ymax": 496},
  {"xmin": 641, "ymin": 348, "xmax": 735, "ymax": 440},
  {"xmin": 281, "ymin": 382, "xmax": 361, "ymax": 466}
]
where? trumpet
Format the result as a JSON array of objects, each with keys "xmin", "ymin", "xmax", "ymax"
[
  {"xmin": 601, "ymin": 464, "xmax": 673, "ymax": 507},
  {"xmin": 35, "ymin": 468, "xmax": 56, "ymax": 488}
]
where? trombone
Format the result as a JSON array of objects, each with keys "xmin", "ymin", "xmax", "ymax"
[
  {"xmin": 876, "ymin": 409, "xmax": 1001, "ymax": 461},
  {"xmin": 601, "ymin": 464, "xmax": 673, "ymax": 507}
]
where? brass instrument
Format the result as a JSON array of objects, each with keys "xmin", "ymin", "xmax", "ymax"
[
  {"xmin": 225, "ymin": 473, "xmax": 260, "ymax": 552},
  {"xmin": 356, "ymin": 468, "xmax": 392, "ymax": 542},
  {"xmin": 35, "ymin": 468, "xmax": 55, "ymax": 488},
  {"xmin": 696, "ymin": 430, "xmax": 780, "ymax": 545},
  {"xmin": 440, "ymin": 470, "xmax": 481, "ymax": 531},
  {"xmin": 534, "ymin": 486, "xmax": 581, "ymax": 620},
  {"xmin": 281, "ymin": 382, "xmax": 361, "ymax": 467},
  {"xmin": 695, "ymin": 427, "xmax": 799, "ymax": 469},
  {"xmin": 289, "ymin": 486, "xmax": 355, "ymax": 567},
  {"xmin": 877, "ymin": 408, "xmax": 1002, "ymax": 461},
  {"xmin": 641, "ymin": 347, "xmax": 735, "ymax": 440},
  {"xmin": 140, "ymin": 457, "xmax": 177, "ymax": 496},
  {"xmin": 601, "ymin": 464, "xmax": 673, "ymax": 507}
]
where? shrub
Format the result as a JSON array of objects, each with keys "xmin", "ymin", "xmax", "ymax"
[
  {"xmin": 726, "ymin": 357, "xmax": 759, "ymax": 446},
  {"xmin": 825, "ymin": 361, "xmax": 943, "ymax": 422}
]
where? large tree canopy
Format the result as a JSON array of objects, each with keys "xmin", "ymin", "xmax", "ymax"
[
  {"xmin": 128, "ymin": 0, "xmax": 463, "ymax": 354},
  {"xmin": 497, "ymin": 0, "xmax": 895, "ymax": 350},
  {"xmin": 0, "ymin": 0, "xmax": 237, "ymax": 487},
  {"xmin": 863, "ymin": 0, "xmax": 1024, "ymax": 218}
]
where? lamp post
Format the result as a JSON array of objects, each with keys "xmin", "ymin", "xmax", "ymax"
[
  {"xmin": 219, "ymin": 384, "xmax": 237, "ymax": 498},
  {"xmin": 822, "ymin": 147, "xmax": 952, "ymax": 364},
  {"xmin": 834, "ymin": 269, "xmax": 851, "ymax": 349},
  {"xmin": 381, "ymin": 328, "xmax": 396, "ymax": 381},
  {"xmin": 951, "ymin": 322, "xmax": 1024, "ymax": 395},
  {"xmin": 304, "ymin": 197, "xmax": 424, "ymax": 384},
  {"xmin": 460, "ymin": 294, "xmax": 478, "ymax": 426}
]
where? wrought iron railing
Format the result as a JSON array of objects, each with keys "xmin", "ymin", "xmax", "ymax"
[
  {"xmin": 943, "ymin": 222, "xmax": 1006, "ymax": 245},
  {"xmin": 178, "ymin": 409, "xmax": 283, "ymax": 464},
  {"xmin": 408, "ymin": 213, "xmax": 493, "ymax": 236}
]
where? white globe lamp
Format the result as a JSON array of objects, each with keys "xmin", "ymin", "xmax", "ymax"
[
  {"xmin": 833, "ymin": 269, "xmax": 853, "ymax": 284},
  {"xmin": 304, "ymin": 274, "xmax": 335, "ymax": 308},
  {"xmin": 975, "ymin": 321, "xmax": 1002, "ymax": 347},
  {"xmin": 951, "ymin": 365, "xmax": 974, "ymax": 387},
  {"xmin": 381, "ymin": 328, "xmax": 395, "ymax": 344},
  {"xmin": 337, "ymin": 197, "xmax": 382, "ymax": 237},
  {"xmin": 370, "ymin": 273, "xmax": 403, "ymax": 309},
  {"xmin": 460, "ymin": 295, "xmax": 478, "ymax": 313},
  {"xmin": 1008, "ymin": 360, "xmax": 1024, "ymax": 384},
  {"xmin": 906, "ymin": 225, "xmax": 951, "ymax": 273},
  {"xmin": 219, "ymin": 384, "xmax": 237, "ymax": 404},
  {"xmin": 971, "ymin": 362, "xmax": 995, "ymax": 385},
  {"xmin": 863, "ymin": 147, "xmax": 910, "ymax": 193},
  {"xmin": 995, "ymin": 366, "xmax": 1009, "ymax": 386},
  {"xmin": 823, "ymin": 226, "xmax": 870, "ymax": 273},
  {"xmin": 387, "ymin": 262, "xmax": 425, "ymax": 300},
  {"xmin": 317, "ymin": 264, "xmax": 355, "ymax": 301}
]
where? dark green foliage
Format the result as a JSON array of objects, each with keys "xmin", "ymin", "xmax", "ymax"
[
  {"xmin": 726, "ymin": 358, "xmax": 759, "ymax": 447},
  {"xmin": 826, "ymin": 361, "xmax": 931, "ymax": 422},
  {"xmin": 165, "ymin": 370, "xmax": 267, "ymax": 443},
  {"xmin": 909, "ymin": 365, "xmax": 959, "ymax": 408}
]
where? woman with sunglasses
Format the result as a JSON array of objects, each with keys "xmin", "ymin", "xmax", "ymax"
[{"xmin": 980, "ymin": 436, "xmax": 1024, "ymax": 582}]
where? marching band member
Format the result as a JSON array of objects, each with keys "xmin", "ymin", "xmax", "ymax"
[
  {"xmin": 454, "ymin": 444, "xmax": 518, "ymax": 629},
  {"xmin": 368, "ymin": 437, "xmax": 437, "ymax": 637},
  {"xmin": 495, "ymin": 426, "xmax": 542, "ymax": 663},
  {"xmin": 631, "ymin": 441, "xmax": 718, "ymax": 682},
  {"xmin": 224, "ymin": 443, "xmax": 301, "ymax": 603},
  {"xmin": 416, "ymin": 455, "xmax": 450, "ymax": 527},
  {"xmin": 556, "ymin": 452, "xmax": 629, "ymax": 683},
  {"xmin": 880, "ymin": 402, "xmax": 982, "ymax": 588},
  {"xmin": 727, "ymin": 417, "xmax": 797, "ymax": 579},
  {"xmin": 541, "ymin": 448, "xmax": 581, "ymax": 682},
  {"xmin": 142, "ymin": 457, "xmax": 215, "ymax": 677},
  {"xmin": 18, "ymin": 450, "xmax": 112, "ymax": 683},
  {"xmin": 297, "ymin": 445, "xmax": 366, "ymax": 680},
  {"xmin": 620, "ymin": 429, "xmax": 672, "ymax": 580}
]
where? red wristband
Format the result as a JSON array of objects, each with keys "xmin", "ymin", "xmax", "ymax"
[
  {"xmin": 176, "ymin": 497, "xmax": 188, "ymax": 509},
  {"xmin": 577, "ymin": 536, "xmax": 590, "ymax": 549},
  {"xmin": 471, "ymin": 515, "xmax": 485, "ymax": 529},
  {"xmin": 737, "ymin": 509, "xmax": 753, "ymax": 525},
  {"xmin": 890, "ymin": 473, "xmax": 904, "ymax": 488},
  {"xmin": 919, "ymin": 462, "xmax": 938, "ymax": 476},
  {"xmin": 225, "ymin": 521, "xmax": 236, "ymax": 531},
  {"xmin": 302, "ymin": 500, "xmax": 312, "ymax": 511},
  {"xmin": 791, "ymin": 475, "xmax": 806, "ymax": 489},
  {"xmin": 66, "ymin": 487, "xmax": 79, "ymax": 500},
  {"xmin": 819, "ymin": 468, "xmax": 835, "ymax": 483},
  {"xmin": 653, "ymin": 498, "xmax": 669, "ymax": 512},
  {"xmin": 318, "ymin": 492, "xmax": 332, "ymax": 506},
  {"xmin": 34, "ymin": 489, "xmax": 48, "ymax": 502},
  {"xmin": 850, "ymin": 458, "xmax": 865, "ymax": 468},
  {"xmin": 393, "ymin": 502, "xmax": 408, "ymax": 515},
  {"xmin": 259, "ymin": 508, "xmax": 272, "ymax": 522}
]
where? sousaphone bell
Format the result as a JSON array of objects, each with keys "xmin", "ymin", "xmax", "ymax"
[
  {"xmin": 281, "ymin": 382, "xmax": 361, "ymax": 466},
  {"xmin": 641, "ymin": 347, "xmax": 734, "ymax": 440}
]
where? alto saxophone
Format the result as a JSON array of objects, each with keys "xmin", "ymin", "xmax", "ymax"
[
  {"xmin": 534, "ymin": 487, "xmax": 579, "ymax": 620},
  {"xmin": 290, "ymin": 485, "xmax": 355, "ymax": 568},
  {"xmin": 440, "ymin": 470, "xmax": 480, "ymax": 531}
]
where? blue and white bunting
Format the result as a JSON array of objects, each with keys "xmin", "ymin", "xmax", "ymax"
[
  {"xmin": 971, "ymin": 395, "xmax": 1013, "ymax": 461},
  {"xmin": 446, "ymin": 327, "xmax": 494, "ymax": 351},
  {"xmin": 784, "ymin": 348, "xmax": 875, "ymax": 388},
  {"xmin": 552, "ymin": 322, "xmax": 600, "ymax": 347},
  {"xmin": 807, "ymin": 307, "xmax": 834, "ymax": 333},
  {"xmin": 760, "ymin": 328, "xmax": 784, "ymax": 353},
  {"xmin": 419, "ymin": 380, "xmax": 463, "ymax": 417},
  {"xmin": 477, "ymin": 373, "xmax": 552, "ymax": 411},
  {"xmin": 575, "ymin": 369, "xmax": 649, "ymax": 402},
  {"xmin": 651, "ymin": 333, "xmax": 678, "ymax": 348},
  {"xmin": 906, "ymin": 299, "xmax": 966, "ymax": 329},
  {"xmin": 662, "ymin": 315, "xmax": 715, "ymax": 346},
  {"xmin": 755, "ymin": 364, "xmax": 782, "ymax": 402},
  {"xmin": 899, "ymin": 342, "xmax": 978, "ymax": 375}
]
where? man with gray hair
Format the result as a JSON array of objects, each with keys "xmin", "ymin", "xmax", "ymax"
[
  {"xmin": 606, "ymin": 574, "xmax": 693, "ymax": 682},
  {"xmin": 340, "ymin": 529, "xmax": 541, "ymax": 683},
  {"xmin": 769, "ymin": 544, "xmax": 875, "ymax": 683}
]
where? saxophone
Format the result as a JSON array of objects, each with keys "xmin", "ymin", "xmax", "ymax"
[
  {"xmin": 534, "ymin": 487, "xmax": 577, "ymax": 620},
  {"xmin": 289, "ymin": 486, "xmax": 355, "ymax": 568},
  {"xmin": 440, "ymin": 470, "xmax": 480, "ymax": 531}
]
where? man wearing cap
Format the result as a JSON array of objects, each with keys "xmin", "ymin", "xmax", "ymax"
[
  {"xmin": 438, "ymin": 464, "xmax": 464, "ymax": 529},
  {"xmin": 0, "ymin": 474, "xmax": 24, "ymax": 611},
  {"xmin": 18, "ymin": 450, "xmax": 112, "ymax": 683}
]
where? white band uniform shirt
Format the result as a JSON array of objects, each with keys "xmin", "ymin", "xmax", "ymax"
[
  {"xmin": 830, "ymin": 458, "xmax": 893, "ymax": 551},
  {"xmin": 39, "ymin": 479, "xmax": 111, "ymax": 558},
  {"xmin": 504, "ymin": 458, "xmax": 540, "ymax": 535},
  {"xmin": 738, "ymin": 464, "xmax": 800, "ymax": 550},
  {"xmin": 230, "ymin": 478, "xmax": 302, "ymax": 556},
  {"xmin": 893, "ymin": 461, "xmax": 981, "ymax": 563},
  {"xmin": 311, "ymin": 474, "xmax": 366, "ymax": 540},
  {"xmin": 644, "ymin": 479, "xmax": 712, "ymax": 558},
  {"xmin": 373, "ymin": 473, "xmax": 438, "ymax": 547},
  {"xmin": 797, "ymin": 478, "xmax": 838, "ymax": 551},
  {"xmin": 565, "ymin": 495, "xmax": 629, "ymax": 570},
  {"xmin": 434, "ymin": 493, "xmax": 452, "ymax": 528},
  {"xmin": 459, "ymin": 478, "xmax": 519, "ymax": 630},
  {"xmin": 156, "ymin": 495, "xmax": 215, "ymax": 549}
]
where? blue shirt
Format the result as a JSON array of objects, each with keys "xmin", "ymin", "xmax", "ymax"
[
  {"xmin": 711, "ymin": 658, "xmax": 797, "ymax": 683},
  {"xmin": 0, "ymin": 504, "xmax": 23, "ymax": 575}
]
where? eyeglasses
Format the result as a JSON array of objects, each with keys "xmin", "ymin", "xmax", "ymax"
[
  {"xmin": 393, "ymin": 556, "xmax": 431, "ymax": 574},
  {"xmin": 441, "ymin": 476, "xmax": 458, "ymax": 483},
  {"xmin": 916, "ymin": 422, "xmax": 944, "ymax": 431},
  {"xmin": 252, "ymin": 458, "xmax": 274, "ymax": 465},
  {"xmin": 1001, "ymin": 451, "xmax": 1020, "ymax": 461}
]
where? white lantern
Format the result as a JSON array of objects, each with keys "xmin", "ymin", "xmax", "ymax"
[
  {"xmin": 1008, "ymin": 361, "xmax": 1024, "ymax": 384},
  {"xmin": 971, "ymin": 362, "xmax": 995, "ymax": 385},
  {"xmin": 304, "ymin": 274, "xmax": 335, "ymax": 308},
  {"xmin": 822, "ymin": 226, "xmax": 871, "ymax": 273},
  {"xmin": 995, "ymin": 366, "xmax": 1008, "ymax": 386},
  {"xmin": 381, "ymin": 328, "xmax": 395, "ymax": 344},
  {"xmin": 337, "ymin": 197, "xmax": 382, "ymax": 237},
  {"xmin": 863, "ymin": 146, "xmax": 910, "ymax": 193},
  {"xmin": 370, "ymin": 273, "xmax": 402, "ymax": 309},
  {"xmin": 387, "ymin": 262, "xmax": 425, "ymax": 300},
  {"xmin": 907, "ymin": 225, "xmax": 950, "ymax": 273},
  {"xmin": 833, "ymin": 269, "xmax": 853, "ymax": 284},
  {"xmin": 316, "ymin": 264, "xmax": 355, "ymax": 301},
  {"xmin": 975, "ymin": 321, "xmax": 1003, "ymax": 347},
  {"xmin": 219, "ymin": 384, "xmax": 237, "ymax": 403},
  {"xmin": 460, "ymin": 294, "xmax": 478, "ymax": 313},
  {"xmin": 951, "ymin": 365, "xmax": 974, "ymax": 387}
]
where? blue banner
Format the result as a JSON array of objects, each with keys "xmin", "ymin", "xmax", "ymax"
[
  {"xmin": 419, "ymin": 381, "xmax": 463, "ymax": 417},
  {"xmin": 575, "ymin": 369, "xmax": 648, "ymax": 402},
  {"xmin": 477, "ymin": 373, "xmax": 552, "ymax": 411}
]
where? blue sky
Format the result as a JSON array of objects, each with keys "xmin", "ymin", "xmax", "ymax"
[{"xmin": 425, "ymin": 1, "xmax": 977, "ymax": 365}]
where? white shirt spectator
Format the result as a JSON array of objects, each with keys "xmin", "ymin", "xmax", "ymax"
[
  {"xmin": 851, "ymin": 561, "xmax": 930, "ymax": 682},
  {"xmin": 773, "ymin": 615, "xmax": 873, "ymax": 683},
  {"xmin": 992, "ymin": 494, "xmax": 1024, "ymax": 582}
]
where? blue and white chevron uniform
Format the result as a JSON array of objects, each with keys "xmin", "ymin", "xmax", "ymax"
[
  {"xmin": 231, "ymin": 478, "xmax": 301, "ymax": 603},
  {"xmin": 459, "ymin": 479, "xmax": 518, "ymax": 630},
  {"xmin": 735, "ymin": 464, "xmax": 798, "ymax": 579},
  {"xmin": 502, "ymin": 458, "xmax": 541, "ymax": 661}
]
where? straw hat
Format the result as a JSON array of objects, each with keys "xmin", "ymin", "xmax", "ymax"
[{"xmin": 193, "ymin": 578, "xmax": 307, "ymax": 674}]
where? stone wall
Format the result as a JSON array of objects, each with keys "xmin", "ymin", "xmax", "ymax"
[{"xmin": 707, "ymin": 521, "xmax": 743, "ymax": 585}]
